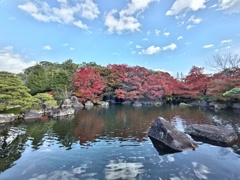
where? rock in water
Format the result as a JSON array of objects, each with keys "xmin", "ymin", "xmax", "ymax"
[
  {"xmin": 185, "ymin": 124, "xmax": 238, "ymax": 145},
  {"xmin": 148, "ymin": 117, "xmax": 197, "ymax": 151}
]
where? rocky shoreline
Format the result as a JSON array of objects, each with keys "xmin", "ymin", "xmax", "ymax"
[{"xmin": 0, "ymin": 96, "xmax": 239, "ymax": 124}]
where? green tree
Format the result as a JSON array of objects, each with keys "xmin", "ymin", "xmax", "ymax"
[
  {"xmin": 0, "ymin": 71, "xmax": 39, "ymax": 111},
  {"xmin": 22, "ymin": 60, "xmax": 79, "ymax": 98},
  {"xmin": 223, "ymin": 88, "xmax": 240, "ymax": 100},
  {"xmin": 34, "ymin": 93, "xmax": 57, "ymax": 106},
  {"xmin": 51, "ymin": 60, "xmax": 79, "ymax": 99},
  {"xmin": 24, "ymin": 64, "xmax": 51, "ymax": 95},
  {"xmin": 61, "ymin": 59, "xmax": 79, "ymax": 74}
]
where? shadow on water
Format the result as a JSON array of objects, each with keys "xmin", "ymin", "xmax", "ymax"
[{"xmin": 149, "ymin": 136, "xmax": 180, "ymax": 155}]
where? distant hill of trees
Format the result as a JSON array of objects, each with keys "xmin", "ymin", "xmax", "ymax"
[{"xmin": 0, "ymin": 53, "xmax": 239, "ymax": 112}]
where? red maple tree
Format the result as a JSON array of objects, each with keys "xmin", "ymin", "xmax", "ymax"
[
  {"xmin": 73, "ymin": 67, "xmax": 105, "ymax": 103},
  {"xmin": 176, "ymin": 66, "xmax": 211, "ymax": 98}
]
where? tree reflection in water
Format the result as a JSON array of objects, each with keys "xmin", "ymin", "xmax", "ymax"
[
  {"xmin": 74, "ymin": 107, "xmax": 105, "ymax": 144},
  {"xmin": 0, "ymin": 105, "xmax": 240, "ymax": 179}
]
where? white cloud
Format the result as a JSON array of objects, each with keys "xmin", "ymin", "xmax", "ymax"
[
  {"xmin": 221, "ymin": 39, "xmax": 232, "ymax": 43},
  {"xmin": 177, "ymin": 36, "xmax": 183, "ymax": 40},
  {"xmin": 121, "ymin": 0, "xmax": 154, "ymax": 16},
  {"xmin": 186, "ymin": 25, "xmax": 195, "ymax": 30},
  {"xmin": 127, "ymin": 41, "xmax": 133, "ymax": 46},
  {"xmin": 142, "ymin": 38, "xmax": 149, "ymax": 41},
  {"xmin": 210, "ymin": 4, "xmax": 218, "ymax": 8},
  {"xmin": 188, "ymin": 15, "xmax": 202, "ymax": 24},
  {"xmin": 70, "ymin": 47, "xmax": 75, "ymax": 50},
  {"xmin": 166, "ymin": 0, "xmax": 207, "ymax": 16},
  {"xmin": 62, "ymin": 43, "xmax": 68, "ymax": 46},
  {"xmin": 0, "ymin": 46, "xmax": 37, "ymax": 74},
  {"xmin": 203, "ymin": 44, "xmax": 214, "ymax": 48},
  {"xmin": 162, "ymin": 43, "xmax": 177, "ymax": 51},
  {"xmin": 222, "ymin": 46, "xmax": 231, "ymax": 49},
  {"xmin": 80, "ymin": 0, "xmax": 100, "ymax": 20},
  {"xmin": 136, "ymin": 45, "xmax": 142, "ymax": 49},
  {"xmin": 42, "ymin": 45, "xmax": 52, "ymax": 50},
  {"xmin": 163, "ymin": 32, "xmax": 170, "ymax": 37},
  {"xmin": 73, "ymin": 20, "xmax": 88, "ymax": 29},
  {"xmin": 104, "ymin": 9, "xmax": 141, "ymax": 34},
  {"xmin": 218, "ymin": 0, "xmax": 240, "ymax": 14},
  {"xmin": 147, "ymin": 31, "xmax": 151, "ymax": 35},
  {"xmin": 104, "ymin": 0, "xmax": 155, "ymax": 34},
  {"xmin": 140, "ymin": 45, "xmax": 161, "ymax": 55},
  {"xmin": 1, "ymin": 46, "xmax": 13, "ymax": 52},
  {"xmin": 18, "ymin": 0, "xmax": 99, "ymax": 30},
  {"xmin": 155, "ymin": 29, "xmax": 161, "ymax": 36}
]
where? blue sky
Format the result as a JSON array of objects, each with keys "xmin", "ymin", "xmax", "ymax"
[{"xmin": 0, "ymin": 0, "xmax": 240, "ymax": 76}]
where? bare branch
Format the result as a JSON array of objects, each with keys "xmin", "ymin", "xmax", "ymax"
[{"xmin": 206, "ymin": 52, "xmax": 240, "ymax": 72}]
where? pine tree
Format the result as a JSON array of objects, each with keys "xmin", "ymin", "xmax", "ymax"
[{"xmin": 0, "ymin": 71, "xmax": 39, "ymax": 111}]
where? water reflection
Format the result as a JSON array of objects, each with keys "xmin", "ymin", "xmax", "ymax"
[
  {"xmin": 169, "ymin": 161, "xmax": 210, "ymax": 180},
  {"xmin": 105, "ymin": 160, "xmax": 145, "ymax": 180},
  {"xmin": 74, "ymin": 107, "xmax": 105, "ymax": 144},
  {"xmin": 0, "ymin": 105, "xmax": 240, "ymax": 179}
]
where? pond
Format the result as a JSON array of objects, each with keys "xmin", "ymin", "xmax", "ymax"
[{"xmin": 0, "ymin": 105, "xmax": 240, "ymax": 180}]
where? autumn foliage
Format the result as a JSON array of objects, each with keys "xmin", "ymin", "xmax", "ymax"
[
  {"xmin": 207, "ymin": 68, "xmax": 240, "ymax": 100},
  {"xmin": 73, "ymin": 67, "xmax": 105, "ymax": 103},
  {"xmin": 72, "ymin": 63, "xmax": 240, "ymax": 104},
  {"xmin": 176, "ymin": 66, "xmax": 211, "ymax": 98}
]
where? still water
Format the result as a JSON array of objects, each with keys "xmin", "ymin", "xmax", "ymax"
[{"xmin": 0, "ymin": 105, "xmax": 240, "ymax": 180}]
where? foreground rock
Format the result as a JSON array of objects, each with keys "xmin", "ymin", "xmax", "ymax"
[
  {"xmin": 148, "ymin": 117, "xmax": 198, "ymax": 151},
  {"xmin": 0, "ymin": 114, "xmax": 16, "ymax": 123},
  {"xmin": 185, "ymin": 124, "xmax": 238, "ymax": 145}
]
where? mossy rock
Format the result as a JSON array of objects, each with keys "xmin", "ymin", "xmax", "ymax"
[{"xmin": 179, "ymin": 102, "xmax": 191, "ymax": 108}]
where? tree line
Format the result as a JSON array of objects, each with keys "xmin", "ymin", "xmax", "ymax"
[{"xmin": 0, "ymin": 53, "xmax": 239, "ymax": 112}]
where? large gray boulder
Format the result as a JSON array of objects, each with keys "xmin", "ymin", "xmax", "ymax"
[
  {"xmin": 185, "ymin": 124, "xmax": 238, "ymax": 145},
  {"xmin": 0, "ymin": 114, "xmax": 16, "ymax": 123},
  {"xmin": 70, "ymin": 96, "xmax": 84, "ymax": 108},
  {"xmin": 132, "ymin": 101, "xmax": 142, "ymax": 107},
  {"xmin": 148, "ymin": 117, "xmax": 198, "ymax": 151},
  {"xmin": 101, "ymin": 101, "xmax": 109, "ymax": 107},
  {"xmin": 85, "ymin": 100, "xmax": 94, "ymax": 107},
  {"xmin": 232, "ymin": 103, "xmax": 240, "ymax": 109},
  {"xmin": 60, "ymin": 98, "xmax": 73, "ymax": 108},
  {"xmin": 24, "ymin": 110, "xmax": 43, "ymax": 121},
  {"xmin": 51, "ymin": 107, "xmax": 75, "ymax": 118},
  {"xmin": 122, "ymin": 100, "xmax": 132, "ymax": 105}
]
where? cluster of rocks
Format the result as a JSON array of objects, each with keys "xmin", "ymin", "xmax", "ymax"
[
  {"xmin": 122, "ymin": 100, "xmax": 162, "ymax": 107},
  {"xmin": 0, "ymin": 96, "xmax": 109, "ymax": 123},
  {"xmin": 148, "ymin": 117, "xmax": 239, "ymax": 153},
  {"xmin": 180, "ymin": 101, "xmax": 240, "ymax": 110}
]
